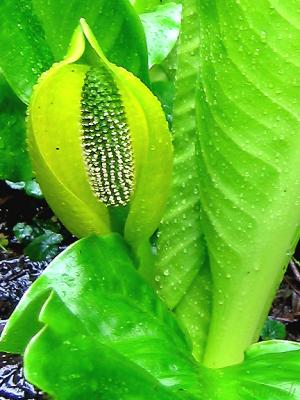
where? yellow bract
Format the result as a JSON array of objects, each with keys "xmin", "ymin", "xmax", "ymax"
[{"xmin": 28, "ymin": 19, "xmax": 173, "ymax": 258}]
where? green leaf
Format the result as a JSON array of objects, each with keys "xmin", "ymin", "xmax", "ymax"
[
  {"xmin": 130, "ymin": 0, "xmax": 164, "ymax": 13},
  {"xmin": 130, "ymin": 0, "xmax": 182, "ymax": 13},
  {"xmin": 0, "ymin": 0, "xmax": 149, "ymax": 103},
  {"xmin": 24, "ymin": 230, "xmax": 63, "ymax": 261},
  {"xmin": 0, "ymin": 75, "xmax": 32, "ymax": 181},
  {"xmin": 261, "ymin": 318, "xmax": 286, "ymax": 341},
  {"xmin": 151, "ymin": 80, "xmax": 175, "ymax": 124},
  {"xmin": 13, "ymin": 222, "xmax": 35, "ymax": 242},
  {"xmin": 5, "ymin": 180, "xmax": 26, "ymax": 190},
  {"xmin": 154, "ymin": 0, "xmax": 300, "ymax": 370},
  {"xmin": 153, "ymin": 0, "xmax": 209, "ymax": 362},
  {"xmin": 5, "ymin": 179, "xmax": 43, "ymax": 198},
  {"xmin": 140, "ymin": 3, "xmax": 182, "ymax": 68},
  {"xmin": 195, "ymin": 0, "xmax": 300, "ymax": 368},
  {"xmin": 24, "ymin": 179, "xmax": 43, "ymax": 198},
  {"xmin": 210, "ymin": 341, "xmax": 300, "ymax": 400},
  {"xmin": 1, "ymin": 235, "xmax": 300, "ymax": 399},
  {"xmin": 13, "ymin": 217, "xmax": 63, "ymax": 261},
  {"xmin": 0, "ymin": 235, "xmax": 203, "ymax": 399}
]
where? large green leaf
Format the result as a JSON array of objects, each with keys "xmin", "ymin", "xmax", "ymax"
[
  {"xmin": 154, "ymin": 0, "xmax": 300, "ymax": 370},
  {"xmin": 196, "ymin": 0, "xmax": 300, "ymax": 368},
  {"xmin": 0, "ymin": 235, "xmax": 202, "ymax": 399},
  {"xmin": 153, "ymin": 0, "xmax": 210, "ymax": 362},
  {"xmin": 1, "ymin": 235, "xmax": 300, "ymax": 399},
  {"xmin": 0, "ymin": 74, "xmax": 32, "ymax": 181},
  {"xmin": 0, "ymin": 0, "xmax": 148, "ymax": 103}
]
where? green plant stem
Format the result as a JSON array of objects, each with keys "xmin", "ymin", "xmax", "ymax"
[{"xmin": 202, "ymin": 237, "xmax": 298, "ymax": 368}]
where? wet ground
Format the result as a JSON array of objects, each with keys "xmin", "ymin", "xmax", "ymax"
[{"xmin": 0, "ymin": 181, "xmax": 73, "ymax": 399}]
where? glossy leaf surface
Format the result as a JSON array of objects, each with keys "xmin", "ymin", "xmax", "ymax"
[
  {"xmin": 196, "ymin": 0, "xmax": 300, "ymax": 368},
  {"xmin": 140, "ymin": 3, "xmax": 182, "ymax": 68},
  {"xmin": 1, "ymin": 236, "xmax": 300, "ymax": 399},
  {"xmin": 0, "ymin": 0, "xmax": 148, "ymax": 103},
  {"xmin": 0, "ymin": 75, "xmax": 32, "ymax": 181},
  {"xmin": 154, "ymin": 0, "xmax": 209, "ymax": 362},
  {"xmin": 209, "ymin": 341, "xmax": 300, "ymax": 400},
  {"xmin": 154, "ymin": 0, "xmax": 300, "ymax": 368},
  {"xmin": 0, "ymin": 235, "xmax": 202, "ymax": 400},
  {"xmin": 261, "ymin": 318, "xmax": 286, "ymax": 341}
]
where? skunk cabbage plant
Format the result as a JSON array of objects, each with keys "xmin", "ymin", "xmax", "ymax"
[
  {"xmin": 0, "ymin": 0, "xmax": 300, "ymax": 399},
  {"xmin": 27, "ymin": 19, "xmax": 172, "ymax": 264}
]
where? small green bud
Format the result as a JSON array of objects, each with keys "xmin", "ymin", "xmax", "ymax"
[{"xmin": 27, "ymin": 19, "xmax": 173, "ymax": 254}]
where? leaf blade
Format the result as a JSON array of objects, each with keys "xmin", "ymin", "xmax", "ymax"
[
  {"xmin": 196, "ymin": 0, "xmax": 300, "ymax": 367},
  {"xmin": 0, "ymin": 75, "xmax": 32, "ymax": 181},
  {"xmin": 0, "ymin": 235, "xmax": 202, "ymax": 399},
  {"xmin": 153, "ymin": 0, "xmax": 210, "ymax": 362}
]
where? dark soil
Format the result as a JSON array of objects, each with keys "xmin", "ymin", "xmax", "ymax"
[
  {"xmin": 0, "ymin": 181, "xmax": 74, "ymax": 399},
  {"xmin": 0, "ymin": 257, "xmax": 47, "ymax": 320},
  {"xmin": 0, "ymin": 353, "xmax": 45, "ymax": 400},
  {"xmin": 0, "ymin": 180, "xmax": 299, "ymax": 398},
  {"xmin": 270, "ymin": 257, "xmax": 300, "ymax": 341}
]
